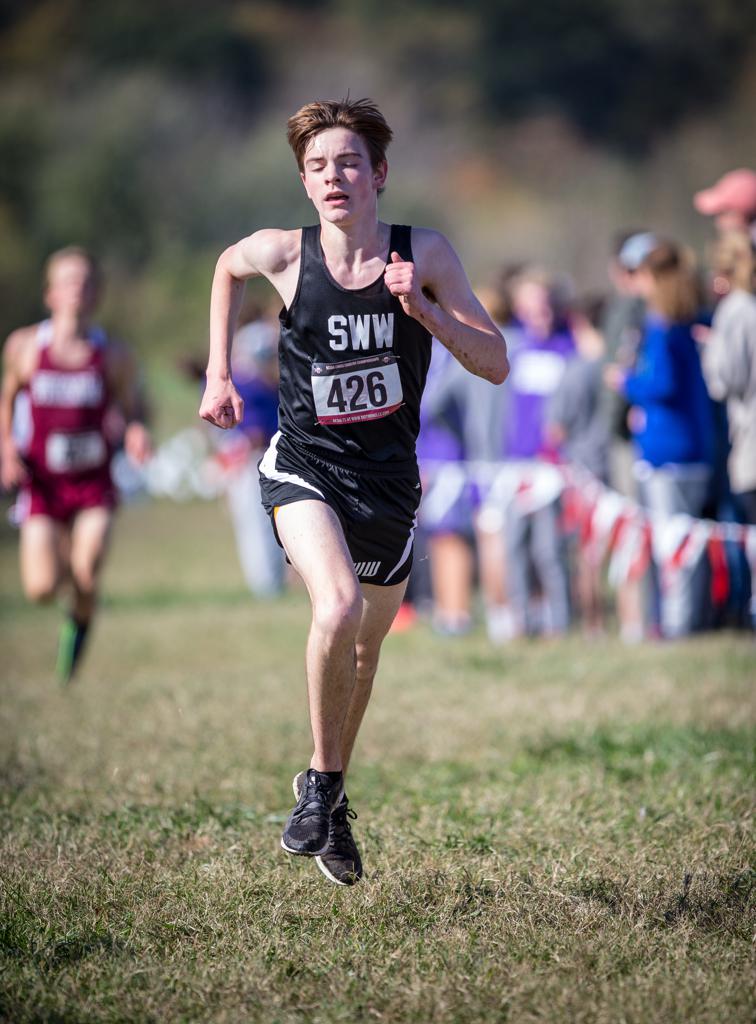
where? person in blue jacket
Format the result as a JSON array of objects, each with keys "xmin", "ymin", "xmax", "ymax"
[{"xmin": 605, "ymin": 239, "xmax": 713, "ymax": 637}]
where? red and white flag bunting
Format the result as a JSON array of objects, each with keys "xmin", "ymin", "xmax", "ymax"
[{"xmin": 458, "ymin": 458, "xmax": 756, "ymax": 603}]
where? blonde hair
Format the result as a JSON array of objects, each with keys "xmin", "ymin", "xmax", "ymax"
[
  {"xmin": 287, "ymin": 98, "xmax": 393, "ymax": 177},
  {"xmin": 709, "ymin": 231, "xmax": 755, "ymax": 293},
  {"xmin": 641, "ymin": 241, "xmax": 699, "ymax": 323}
]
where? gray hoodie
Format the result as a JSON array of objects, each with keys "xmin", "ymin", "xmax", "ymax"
[{"xmin": 702, "ymin": 288, "xmax": 756, "ymax": 494}]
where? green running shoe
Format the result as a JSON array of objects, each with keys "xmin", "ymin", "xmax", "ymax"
[{"xmin": 56, "ymin": 616, "xmax": 89, "ymax": 684}]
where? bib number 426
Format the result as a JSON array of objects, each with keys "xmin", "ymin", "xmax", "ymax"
[
  {"xmin": 312, "ymin": 354, "xmax": 402, "ymax": 426},
  {"xmin": 326, "ymin": 371, "xmax": 388, "ymax": 414}
]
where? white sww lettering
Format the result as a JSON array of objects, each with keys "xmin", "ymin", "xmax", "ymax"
[
  {"xmin": 372, "ymin": 313, "xmax": 394, "ymax": 348},
  {"xmin": 328, "ymin": 313, "xmax": 395, "ymax": 351},
  {"xmin": 348, "ymin": 315, "xmax": 371, "ymax": 350},
  {"xmin": 328, "ymin": 315, "xmax": 348, "ymax": 351}
]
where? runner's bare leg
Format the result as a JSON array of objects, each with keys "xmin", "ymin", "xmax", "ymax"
[
  {"xmin": 69, "ymin": 506, "xmax": 113, "ymax": 623},
  {"xmin": 274, "ymin": 499, "xmax": 363, "ymax": 773},
  {"xmin": 340, "ymin": 579, "xmax": 407, "ymax": 774},
  {"xmin": 20, "ymin": 515, "xmax": 64, "ymax": 603}
]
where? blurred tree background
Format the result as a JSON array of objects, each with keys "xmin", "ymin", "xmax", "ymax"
[{"xmin": 1, "ymin": 0, "xmax": 755, "ymax": 396}]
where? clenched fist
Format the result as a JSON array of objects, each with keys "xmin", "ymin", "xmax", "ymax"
[
  {"xmin": 200, "ymin": 376, "xmax": 244, "ymax": 430},
  {"xmin": 384, "ymin": 251, "xmax": 427, "ymax": 321}
]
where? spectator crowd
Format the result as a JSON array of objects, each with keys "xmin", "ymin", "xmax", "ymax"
[{"xmin": 404, "ymin": 168, "xmax": 756, "ymax": 642}]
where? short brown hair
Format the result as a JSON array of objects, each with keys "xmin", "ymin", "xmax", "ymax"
[
  {"xmin": 44, "ymin": 246, "xmax": 101, "ymax": 289},
  {"xmin": 287, "ymin": 98, "xmax": 393, "ymax": 174},
  {"xmin": 641, "ymin": 241, "xmax": 700, "ymax": 323}
]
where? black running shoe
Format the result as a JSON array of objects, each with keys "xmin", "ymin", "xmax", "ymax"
[
  {"xmin": 317, "ymin": 798, "xmax": 363, "ymax": 886},
  {"xmin": 293, "ymin": 772, "xmax": 363, "ymax": 885},
  {"xmin": 56, "ymin": 616, "xmax": 90, "ymax": 684},
  {"xmin": 281, "ymin": 768, "xmax": 343, "ymax": 856}
]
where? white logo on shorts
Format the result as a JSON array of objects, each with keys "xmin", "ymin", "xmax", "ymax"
[{"xmin": 354, "ymin": 560, "xmax": 382, "ymax": 578}]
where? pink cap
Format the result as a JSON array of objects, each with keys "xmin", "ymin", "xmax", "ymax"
[{"xmin": 694, "ymin": 169, "xmax": 756, "ymax": 218}]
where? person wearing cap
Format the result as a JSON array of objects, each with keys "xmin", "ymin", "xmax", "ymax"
[
  {"xmin": 604, "ymin": 239, "xmax": 713, "ymax": 638},
  {"xmin": 604, "ymin": 231, "xmax": 653, "ymax": 366},
  {"xmin": 598, "ymin": 232, "xmax": 653, "ymax": 506},
  {"xmin": 694, "ymin": 169, "xmax": 756, "ymax": 243}
]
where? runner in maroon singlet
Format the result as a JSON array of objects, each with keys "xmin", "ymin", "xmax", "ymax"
[
  {"xmin": 0, "ymin": 247, "xmax": 150, "ymax": 681},
  {"xmin": 23, "ymin": 318, "xmax": 116, "ymax": 520}
]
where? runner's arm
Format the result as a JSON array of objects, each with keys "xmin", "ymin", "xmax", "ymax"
[
  {"xmin": 201, "ymin": 229, "xmax": 289, "ymax": 429},
  {"xmin": 0, "ymin": 330, "xmax": 31, "ymax": 489},
  {"xmin": 384, "ymin": 231, "xmax": 509, "ymax": 384},
  {"xmin": 107, "ymin": 342, "xmax": 152, "ymax": 464}
]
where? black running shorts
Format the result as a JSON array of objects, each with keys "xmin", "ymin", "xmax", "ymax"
[{"xmin": 258, "ymin": 431, "xmax": 421, "ymax": 586}]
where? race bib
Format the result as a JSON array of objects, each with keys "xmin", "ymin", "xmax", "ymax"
[
  {"xmin": 311, "ymin": 354, "xmax": 403, "ymax": 426},
  {"xmin": 46, "ymin": 431, "xmax": 107, "ymax": 473}
]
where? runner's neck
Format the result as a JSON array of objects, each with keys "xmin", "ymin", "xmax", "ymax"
[
  {"xmin": 48, "ymin": 310, "xmax": 92, "ymax": 342},
  {"xmin": 46, "ymin": 312, "xmax": 97, "ymax": 365},
  {"xmin": 318, "ymin": 219, "xmax": 391, "ymax": 288}
]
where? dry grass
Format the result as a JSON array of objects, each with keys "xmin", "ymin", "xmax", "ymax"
[{"xmin": 1, "ymin": 499, "xmax": 754, "ymax": 1023}]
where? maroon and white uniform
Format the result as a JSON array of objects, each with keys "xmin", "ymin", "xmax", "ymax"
[{"xmin": 20, "ymin": 320, "xmax": 116, "ymax": 521}]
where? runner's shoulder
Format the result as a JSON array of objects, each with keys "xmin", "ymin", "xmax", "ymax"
[
  {"xmin": 409, "ymin": 227, "xmax": 457, "ymax": 263},
  {"xmin": 239, "ymin": 227, "xmax": 302, "ymax": 276},
  {"xmin": 3, "ymin": 324, "xmax": 41, "ymax": 379},
  {"xmin": 409, "ymin": 228, "xmax": 461, "ymax": 280}
]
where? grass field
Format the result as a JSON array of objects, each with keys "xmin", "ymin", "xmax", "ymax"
[{"xmin": 1, "ymin": 498, "xmax": 754, "ymax": 1024}]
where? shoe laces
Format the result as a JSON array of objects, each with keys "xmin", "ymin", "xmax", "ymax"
[
  {"xmin": 291, "ymin": 773, "xmax": 335, "ymax": 823},
  {"xmin": 330, "ymin": 802, "xmax": 357, "ymax": 841}
]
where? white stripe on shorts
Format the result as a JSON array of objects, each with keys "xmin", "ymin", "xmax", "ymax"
[
  {"xmin": 383, "ymin": 512, "xmax": 417, "ymax": 584},
  {"xmin": 258, "ymin": 432, "xmax": 325, "ymax": 498}
]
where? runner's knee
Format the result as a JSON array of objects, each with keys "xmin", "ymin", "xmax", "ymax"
[
  {"xmin": 355, "ymin": 642, "xmax": 380, "ymax": 685},
  {"xmin": 70, "ymin": 561, "xmax": 98, "ymax": 596},
  {"xmin": 23, "ymin": 576, "xmax": 58, "ymax": 603},
  {"xmin": 313, "ymin": 589, "xmax": 363, "ymax": 643}
]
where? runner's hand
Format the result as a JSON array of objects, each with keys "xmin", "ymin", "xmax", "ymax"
[
  {"xmin": 124, "ymin": 421, "xmax": 152, "ymax": 464},
  {"xmin": 384, "ymin": 251, "xmax": 426, "ymax": 320},
  {"xmin": 199, "ymin": 377, "xmax": 244, "ymax": 430},
  {"xmin": 0, "ymin": 441, "xmax": 27, "ymax": 490}
]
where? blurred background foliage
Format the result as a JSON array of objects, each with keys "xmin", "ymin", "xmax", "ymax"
[{"xmin": 1, "ymin": 0, "xmax": 755, "ymax": 375}]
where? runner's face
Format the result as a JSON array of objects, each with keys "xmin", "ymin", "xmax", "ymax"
[
  {"xmin": 45, "ymin": 256, "xmax": 100, "ymax": 317},
  {"xmin": 300, "ymin": 128, "xmax": 387, "ymax": 225}
]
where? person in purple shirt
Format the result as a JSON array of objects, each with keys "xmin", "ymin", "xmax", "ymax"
[
  {"xmin": 504, "ymin": 273, "xmax": 576, "ymax": 460},
  {"xmin": 501, "ymin": 269, "xmax": 575, "ymax": 635}
]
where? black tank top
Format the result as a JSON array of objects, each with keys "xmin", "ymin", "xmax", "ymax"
[{"xmin": 277, "ymin": 224, "xmax": 432, "ymax": 466}]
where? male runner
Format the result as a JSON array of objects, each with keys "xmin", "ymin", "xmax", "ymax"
[
  {"xmin": 0, "ymin": 247, "xmax": 150, "ymax": 681},
  {"xmin": 200, "ymin": 98, "xmax": 508, "ymax": 885}
]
